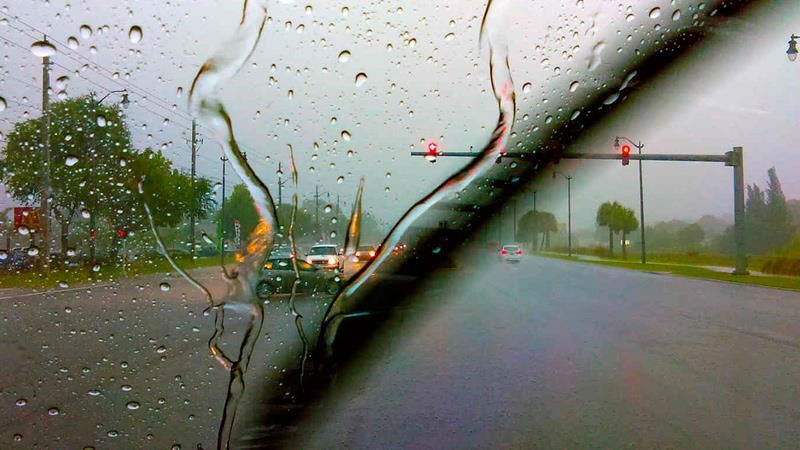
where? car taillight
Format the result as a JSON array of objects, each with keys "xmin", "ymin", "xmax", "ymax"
[
  {"xmin": 369, "ymin": 250, "xmax": 376, "ymax": 258},
  {"xmin": 517, "ymin": 250, "xmax": 522, "ymax": 255},
  {"xmin": 501, "ymin": 250, "xmax": 508, "ymax": 255}
]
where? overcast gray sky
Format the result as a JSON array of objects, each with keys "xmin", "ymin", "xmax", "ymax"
[{"xmin": 2, "ymin": 0, "xmax": 799, "ymax": 232}]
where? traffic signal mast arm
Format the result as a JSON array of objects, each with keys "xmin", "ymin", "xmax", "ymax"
[{"xmin": 410, "ymin": 151, "xmax": 735, "ymax": 165}]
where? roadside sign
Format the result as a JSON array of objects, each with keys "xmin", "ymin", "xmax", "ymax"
[{"xmin": 13, "ymin": 207, "xmax": 40, "ymax": 231}]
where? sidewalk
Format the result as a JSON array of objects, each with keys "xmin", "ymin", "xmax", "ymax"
[{"xmin": 541, "ymin": 252, "xmax": 775, "ymax": 277}]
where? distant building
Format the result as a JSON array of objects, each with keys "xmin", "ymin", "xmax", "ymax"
[{"xmin": 1, "ymin": 182, "xmax": 29, "ymax": 250}]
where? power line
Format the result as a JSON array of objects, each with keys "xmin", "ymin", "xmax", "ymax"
[{"xmin": 0, "ymin": 11, "xmax": 195, "ymax": 122}]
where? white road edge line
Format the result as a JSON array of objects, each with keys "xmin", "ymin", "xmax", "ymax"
[{"xmin": 0, "ymin": 282, "xmax": 118, "ymax": 300}]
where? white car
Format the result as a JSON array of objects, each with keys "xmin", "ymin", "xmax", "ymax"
[
  {"xmin": 305, "ymin": 244, "xmax": 342, "ymax": 270},
  {"xmin": 500, "ymin": 244, "xmax": 522, "ymax": 263}
]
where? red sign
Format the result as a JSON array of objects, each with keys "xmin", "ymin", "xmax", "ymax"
[{"xmin": 14, "ymin": 207, "xmax": 41, "ymax": 231}]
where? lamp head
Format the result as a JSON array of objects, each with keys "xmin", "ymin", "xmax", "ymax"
[{"xmin": 788, "ymin": 36, "xmax": 799, "ymax": 62}]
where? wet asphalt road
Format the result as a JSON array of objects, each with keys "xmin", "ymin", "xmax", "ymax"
[
  {"xmin": 2, "ymin": 256, "xmax": 800, "ymax": 449},
  {"xmin": 293, "ymin": 255, "xmax": 800, "ymax": 449}
]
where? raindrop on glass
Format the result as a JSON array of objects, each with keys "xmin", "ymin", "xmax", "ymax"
[
  {"xmin": 128, "ymin": 26, "xmax": 143, "ymax": 43},
  {"xmin": 126, "ymin": 401, "xmax": 141, "ymax": 410},
  {"xmin": 522, "ymin": 82, "xmax": 532, "ymax": 94},
  {"xmin": 649, "ymin": 7, "xmax": 661, "ymax": 19},
  {"xmin": 569, "ymin": 81, "xmax": 579, "ymax": 92},
  {"xmin": 338, "ymin": 50, "xmax": 351, "ymax": 63},
  {"xmin": 354, "ymin": 72, "xmax": 367, "ymax": 87},
  {"xmin": 31, "ymin": 40, "xmax": 57, "ymax": 58},
  {"xmin": 65, "ymin": 156, "xmax": 79, "ymax": 166},
  {"xmin": 159, "ymin": 282, "xmax": 171, "ymax": 292}
]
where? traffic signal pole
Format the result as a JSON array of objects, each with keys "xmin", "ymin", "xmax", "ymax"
[{"xmin": 412, "ymin": 148, "xmax": 748, "ymax": 275}]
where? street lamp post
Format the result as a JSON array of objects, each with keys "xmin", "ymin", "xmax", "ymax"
[
  {"xmin": 787, "ymin": 34, "xmax": 799, "ymax": 61},
  {"xmin": 615, "ymin": 136, "xmax": 646, "ymax": 265},
  {"xmin": 88, "ymin": 90, "xmax": 129, "ymax": 269},
  {"xmin": 553, "ymin": 171, "xmax": 573, "ymax": 257}
]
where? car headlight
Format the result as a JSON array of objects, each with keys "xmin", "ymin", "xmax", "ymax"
[
  {"xmin": 305, "ymin": 257, "xmax": 313, "ymax": 264},
  {"xmin": 326, "ymin": 256, "xmax": 337, "ymax": 265}
]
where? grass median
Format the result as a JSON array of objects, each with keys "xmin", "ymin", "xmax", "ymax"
[
  {"xmin": 0, "ymin": 255, "xmax": 229, "ymax": 290},
  {"xmin": 543, "ymin": 253, "xmax": 800, "ymax": 291}
]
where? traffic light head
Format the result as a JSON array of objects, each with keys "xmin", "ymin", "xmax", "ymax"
[
  {"xmin": 425, "ymin": 141, "xmax": 438, "ymax": 163},
  {"xmin": 621, "ymin": 144, "xmax": 631, "ymax": 166},
  {"xmin": 118, "ymin": 229, "xmax": 126, "ymax": 239}
]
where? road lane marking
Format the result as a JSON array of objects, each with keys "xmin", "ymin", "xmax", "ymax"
[{"xmin": 0, "ymin": 282, "xmax": 117, "ymax": 300}]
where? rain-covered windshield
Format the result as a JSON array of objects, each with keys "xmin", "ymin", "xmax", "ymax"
[{"xmin": 2, "ymin": 1, "xmax": 800, "ymax": 449}]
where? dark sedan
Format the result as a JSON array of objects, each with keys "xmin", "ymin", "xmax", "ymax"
[{"xmin": 256, "ymin": 257, "xmax": 341, "ymax": 299}]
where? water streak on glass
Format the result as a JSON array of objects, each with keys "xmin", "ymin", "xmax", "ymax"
[
  {"xmin": 187, "ymin": 0, "xmax": 278, "ymax": 448},
  {"xmin": 319, "ymin": 0, "xmax": 517, "ymax": 356},
  {"xmin": 139, "ymin": 183, "xmax": 233, "ymax": 371},
  {"xmin": 286, "ymin": 144, "xmax": 310, "ymax": 390},
  {"xmin": 344, "ymin": 177, "xmax": 365, "ymax": 257}
]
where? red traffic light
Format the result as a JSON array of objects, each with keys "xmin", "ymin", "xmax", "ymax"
[
  {"xmin": 118, "ymin": 229, "xmax": 126, "ymax": 238},
  {"xmin": 621, "ymin": 144, "xmax": 631, "ymax": 166},
  {"xmin": 425, "ymin": 141, "xmax": 438, "ymax": 163}
]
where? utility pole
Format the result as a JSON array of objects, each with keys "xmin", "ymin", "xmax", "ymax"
[
  {"xmin": 498, "ymin": 205, "xmax": 502, "ymax": 244},
  {"xmin": 314, "ymin": 184, "xmax": 320, "ymax": 239},
  {"xmin": 189, "ymin": 119, "xmax": 203, "ymax": 259},
  {"xmin": 276, "ymin": 162, "xmax": 286, "ymax": 207},
  {"xmin": 513, "ymin": 199, "xmax": 517, "ymax": 242},
  {"xmin": 638, "ymin": 144, "xmax": 646, "ymax": 264},
  {"xmin": 220, "ymin": 155, "xmax": 228, "ymax": 266},
  {"xmin": 40, "ymin": 40, "xmax": 51, "ymax": 270},
  {"xmin": 554, "ymin": 171, "xmax": 573, "ymax": 257},
  {"xmin": 567, "ymin": 177, "xmax": 572, "ymax": 257},
  {"xmin": 731, "ymin": 147, "xmax": 748, "ymax": 275}
]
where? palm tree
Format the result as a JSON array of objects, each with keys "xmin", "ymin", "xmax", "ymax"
[
  {"xmin": 596, "ymin": 202, "xmax": 616, "ymax": 256},
  {"xmin": 618, "ymin": 207, "xmax": 639, "ymax": 260}
]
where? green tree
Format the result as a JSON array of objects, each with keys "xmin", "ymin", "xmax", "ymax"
[
  {"xmin": 677, "ymin": 223, "xmax": 705, "ymax": 251},
  {"xmin": 617, "ymin": 206, "xmax": 639, "ymax": 260},
  {"xmin": 516, "ymin": 210, "xmax": 557, "ymax": 251},
  {"xmin": 127, "ymin": 148, "xmax": 215, "ymax": 238},
  {"xmin": 218, "ymin": 184, "xmax": 260, "ymax": 251},
  {"xmin": 1, "ymin": 96, "xmax": 132, "ymax": 259},
  {"xmin": 596, "ymin": 202, "xmax": 616, "ymax": 256},
  {"xmin": 597, "ymin": 201, "xmax": 637, "ymax": 258},
  {"xmin": 764, "ymin": 168, "xmax": 793, "ymax": 251}
]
